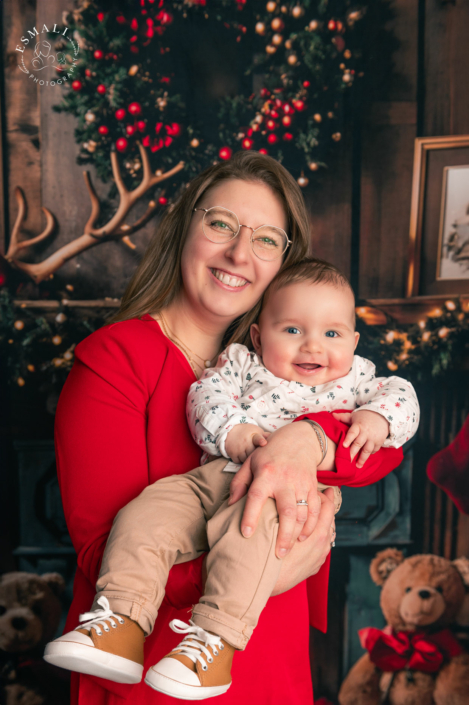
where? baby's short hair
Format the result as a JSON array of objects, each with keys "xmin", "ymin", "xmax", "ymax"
[{"xmin": 264, "ymin": 257, "xmax": 353, "ymax": 300}]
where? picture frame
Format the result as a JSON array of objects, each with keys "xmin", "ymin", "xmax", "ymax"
[{"xmin": 407, "ymin": 135, "xmax": 469, "ymax": 297}]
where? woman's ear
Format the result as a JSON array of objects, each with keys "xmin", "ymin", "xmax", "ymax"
[
  {"xmin": 354, "ymin": 331, "xmax": 360, "ymax": 350},
  {"xmin": 250, "ymin": 324, "xmax": 262, "ymax": 356}
]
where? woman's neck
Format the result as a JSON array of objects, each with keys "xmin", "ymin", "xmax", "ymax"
[{"xmin": 155, "ymin": 298, "xmax": 228, "ymax": 368}]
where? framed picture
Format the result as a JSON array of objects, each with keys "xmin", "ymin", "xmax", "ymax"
[{"xmin": 407, "ymin": 135, "xmax": 469, "ymax": 297}]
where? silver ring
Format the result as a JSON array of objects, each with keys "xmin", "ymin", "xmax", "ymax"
[{"xmin": 296, "ymin": 500, "xmax": 308, "ymax": 506}]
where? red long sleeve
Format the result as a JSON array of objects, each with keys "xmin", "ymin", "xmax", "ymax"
[{"xmin": 55, "ymin": 317, "xmax": 204, "ymax": 620}]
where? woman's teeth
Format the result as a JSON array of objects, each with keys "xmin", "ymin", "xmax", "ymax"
[{"xmin": 211, "ymin": 269, "xmax": 248, "ymax": 287}]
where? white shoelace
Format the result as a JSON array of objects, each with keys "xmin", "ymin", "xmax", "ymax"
[
  {"xmin": 77, "ymin": 596, "xmax": 125, "ymax": 636},
  {"xmin": 169, "ymin": 619, "xmax": 224, "ymax": 671}
]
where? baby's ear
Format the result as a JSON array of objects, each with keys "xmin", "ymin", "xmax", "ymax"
[
  {"xmin": 250, "ymin": 324, "xmax": 262, "ymax": 356},
  {"xmin": 354, "ymin": 331, "xmax": 360, "ymax": 350}
]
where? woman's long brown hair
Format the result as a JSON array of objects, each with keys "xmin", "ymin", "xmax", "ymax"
[{"xmin": 107, "ymin": 150, "xmax": 312, "ymax": 347}]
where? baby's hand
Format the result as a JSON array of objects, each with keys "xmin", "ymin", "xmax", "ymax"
[
  {"xmin": 333, "ymin": 409, "xmax": 390, "ymax": 468},
  {"xmin": 225, "ymin": 423, "xmax": 271, "ymax": 464}
]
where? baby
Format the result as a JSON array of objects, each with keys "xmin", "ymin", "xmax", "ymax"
[{"xmin": 44, "ymin": 259, "xmax": 419, "ymax": 700}]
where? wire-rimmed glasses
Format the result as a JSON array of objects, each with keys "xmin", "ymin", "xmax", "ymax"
[{"xmin": 193, "ymin": 206, "xmax": 291, "ymax": 261}]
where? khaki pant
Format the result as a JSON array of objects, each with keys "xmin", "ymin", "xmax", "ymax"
[{"xmin": 94, "ymin": 458, "xmax": 340, "ymax": 650}]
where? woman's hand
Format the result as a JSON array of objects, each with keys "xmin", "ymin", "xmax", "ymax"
[
  {"xmin": 271, "ymin": 488, "xmax": 336, "ymax": 595},
  {"xmin": 228, "ymin": 421, "xmax": 331, "ymax": 558}
]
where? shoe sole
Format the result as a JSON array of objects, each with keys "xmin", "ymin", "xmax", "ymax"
[
  {"xmin": 145, "ymin": 670, "xmax": 231, "ymax": 700},
  {"xmin": 43, "ymin": 641, "xmax": 143, "ymax": 684}
]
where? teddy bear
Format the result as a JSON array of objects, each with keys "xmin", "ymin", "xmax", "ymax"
[
  {"xmin": 338, "ymin": 549, "xmax": 469, "ymax": 705},
  {"xmin": 0, "ymin": 571, "xmax": 70, "ymax": 705}
]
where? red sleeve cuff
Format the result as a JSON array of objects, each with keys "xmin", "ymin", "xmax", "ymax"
[{"xmin": 294, "ymin": 411, "xmax": 403, "ymax": 488}]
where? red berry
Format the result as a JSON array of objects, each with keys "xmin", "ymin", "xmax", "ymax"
[
  {"xmin": 292, "ymin": 99, "xmax": 305, "ymax": 111},
  {"xmin": 97, "ymin": 12, "xmax": 105, "ymax": 21},
  {"xmin": 85, "ymin": 68, "xmax": 92, "ymax": 77},
  {"xmin": 283, "ymin": 132, "xmax": 293, "ymax": 141},
  {"xmin": 166, "ymin": 122, "xmax": 182, "ymax": 137},
  {"xmin": 96, "ymin": 84, "xmax": 106, "ymax": 95},
  {"xmin": 270, "ymin": 110, "xmax": 279, "ymax": 119},
  {"xmin": 258, "ymin": 148, "xmax": 268, "ymax": 155},
  {"xmin": 126, "ymin": 124, "xmax": 137, "ymax": 136},
  {"xmin": 72, "ymin": 80, "xmax": 83, "ymax": 91},
  {"xmin": 219, "ymin": 146, "xmax": 232, "ymax": 160},
  {"xmin": 158, "ymin": 196, "xmax": 168, "ymax": 205},
  {"xmin": 98, "ymin": 125, "xmax": 109, "ymax": 135},
  {"xmin": 128, "ymin": 102, "xmax": 142, "ymax": 116},
  {"xmin": 242, "ymin": 138, "xmax": 254, "ymax": 149},
  {"xmin": 115, "ymin": 109, "xmax": 126, "ymax": 120},
  {"xmin": 302, "ymin": 80, "xmax": 310, "ymax": 88},
  {"xmin": 137, "ymin": 120, "xmax": 146, "ymax": 131},
  {"xmin": 328, "ymin": 19, "xmax": 336, "ymax": 30},
  {"xmin": 267, "ymin": 134, "xmax": 278, "ymax": 144},
  {"xmin": 116, "ymin": 138, "xmax": 128, "ymax": 152},
  {"xmin": 94, "ymin": 50, "xmax": 104, "ymax": 60}
]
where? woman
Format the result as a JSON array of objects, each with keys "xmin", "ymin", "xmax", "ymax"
[{"xmin": 55, "ymin": 151, "xmax": 393, "ymax": 704}]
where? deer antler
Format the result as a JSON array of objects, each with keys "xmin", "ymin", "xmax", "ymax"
[
  {"xmin": 5, "ymin": 187, "xmax": 56, "ymax": 261},
  {"xmin": 5, "ymin": 143, "xmax": 184, "ymax": 284}
]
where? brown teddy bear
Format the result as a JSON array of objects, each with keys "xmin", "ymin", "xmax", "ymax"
[
  {"xmin": 0, "ymin": 571, "xmax": 69, "ymax": 705},
  {"xmin": 338, "ymin": 550, "xmax": 469, "ymax": 705}
]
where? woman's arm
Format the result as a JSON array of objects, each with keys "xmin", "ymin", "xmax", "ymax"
[{"xmin": 55, "ymin": 320, "xmax": 203, "ymax": 609}]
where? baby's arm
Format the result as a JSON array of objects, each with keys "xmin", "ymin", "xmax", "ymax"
[
  {"xmin": 186, "ymin": 344, "xmax": 261, "ymax": 459},
  {"xmin": 336, "ymin": 356, "xmax": 420, "ymax": 467}
]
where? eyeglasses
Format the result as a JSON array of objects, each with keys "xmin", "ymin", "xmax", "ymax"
[{"xmin": 193, "ymin": 206, "xmax": 291, "ymax": 261}]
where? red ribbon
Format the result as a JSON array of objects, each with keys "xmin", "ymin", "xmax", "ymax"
[{"xmin": 359, "ymin": 626, "xmax": 463, "ymax": 673}]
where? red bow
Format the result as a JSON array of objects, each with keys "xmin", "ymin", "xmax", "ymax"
[{"xmin": 359, "ymin": 626, "xmax": 463, "ymax": 673}]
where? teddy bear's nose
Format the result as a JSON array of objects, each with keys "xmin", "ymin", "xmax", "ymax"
[
  {"xmin": 418, "ymin": 590, "xmax": 431, "ymax": 600},
  {"xmin": 11, "ymin": 617, "xmax": 28, "ymax": 631}
]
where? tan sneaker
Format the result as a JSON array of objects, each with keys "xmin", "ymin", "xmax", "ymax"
[
  {"xmin": 145, "ymin": 620, "xmax": 234, "ymax": 700},
  {"xmin": 43, "ymin": 596, "xmax": 144, "ymax": 684}
]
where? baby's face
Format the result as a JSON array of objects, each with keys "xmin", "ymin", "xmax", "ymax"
[{"xmin": 251, "ymin": 280, "xmax": 359, "ymax": 386}]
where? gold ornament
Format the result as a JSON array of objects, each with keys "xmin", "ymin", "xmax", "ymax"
[
  {"xmin": 309, "ymin": 162, "xmax": 319, "ymax": 171},
  {"xmin": 8, "ymin": 339, "xmax": 13, "ymax": 344},
  {"xmin": 128, "ymin": 64, "xmax": 139, "ymax": 76},
  {"xmin": 422, "ymin": 331, "xmax": 431, "ymax": 342},
  {"xmin": 429, "ymin": 307, "xmax": 443, "ymax": 317},
  {"xmin": 418, "ymin": 320, "xmax": 426, "ymax": 329},
  {"xmin": 327, "ymin": 111, "xmax": 334, "ymax": 119},
  {"xmin": 190, "ymin": 138, "xmax": 200, "ymax": 148},
  {"xmin": 86, "ymin": 140, "xmax": 97, "ymax": 153},
  {"xmin": 157, "ymin": 96, "xmax": 167, "ymax": 110},
  {"xmin": 281, "ymin": 5, "xmax": 288, "ymax": 12},
  {"xmin": 55, "ymin": 312, "xmax": 67, "ymax": 323},
  {"xmin": 313, "ymin": 113, "xmax": 322, "ymax": 122},
  {"xmin": 297, "ymin": 172, "xmax": 309, "ymax": 187},
  {"xmin": 309, "ymin": 20, "xmax": 319, "ymax": 31},
  {"xmin": 271, "ymin": 17, "xmax": 284, "ymax": 31},
  {"xmin": 14, "ymin": 320, "xmax": 24, "ymax": 330},
  {"xmin": 85, "ymin": 111, "xmax": 96, "ymax": 123},
  {"xmin": 287, "ymin": 54, "xmax": 297, "ymax": 66},
  {"xmin": 63, "ymin": 350, "xmax": 74, "ymax": 361},
  {"xmin": 65, "ymin": 284, "xmax": 74, "ymax": 291},
  {"xmin": 266, "ymin": 1, "xmax": 277, "ymax": 11},
  {"xmin": 342, "ymin": 73, "xmax": 352, "ymax": 84},
  {"xmin": 52, "ymin": 335, "xmax": 62, "ymax": 346},
  {"xmin": 445, "ymin": 300, "xmax": 456, "ymax": 311},
  {"xmin": 292, "ymin": 5, "xmax": 303, "ymax": 18},
  {"xmin": 133, "ymin": 159, "xmax": 141, "ymax": 170},
  {"xmin": 272, "ymin": 33, "xmax": 283, "ymax": 45},
  {"xmin": 254, "ymin": 114, "xmax": 264, "ymax": 123},
  {"xmin": 386, "ymin": 361, "xmax": 398, "ymax": 371},
  {"xmin": 438, "ymin": 327, "xmax": 450, "ymax": 338},
  {"xmin": 340, "ymin": 63, "xmax": 346, "ymax": 70},
  {"xmin": 284, "ymin": 39, "xmax": 292, "ymax": 50},
  {"xmin": 266, "ymin": 45, "xmax": 277, "ymax": 54},
  {"xmin": 17, "ymin": 377, "xmax": 25, "ymax": 387},
  {"xmin": 344, "ymin": 49, "xmax": 352, "ymax": 59},
  {"xmin": 53, "ymin": 358, "xmax": 64, "ymax": 367},
  {"xmin": 255, "ymin": 22, "xmax": 266, "ymax": 34},
  {"xmin": 332, "ymin": 132, "xmax": 342, "ymax": 141},
  {"xmin": 155, "ymin": 169, "xmax": 163, "ymax": 176},
  {"xmin": 385, "ymin": 330, "xmax": 396, "ymax": 343},
  {"xmin": 27, "ymin": 364, "xmax": 35, "ymax": 372}
]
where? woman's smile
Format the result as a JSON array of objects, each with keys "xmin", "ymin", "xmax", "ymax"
[{"xmin": 209, "ymin": 267, "xmax": 250, "ymax": 291}]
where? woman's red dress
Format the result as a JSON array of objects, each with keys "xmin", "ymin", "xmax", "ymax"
[{"xmin": 55, "ymin": 314, "xmax": 402, "ymax": 705}]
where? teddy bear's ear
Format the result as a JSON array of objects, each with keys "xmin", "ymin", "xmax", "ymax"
[
  {"xmin": 41, "ymin": 573, "xmax": 66, "ymax": 597},
  {"xmin": 453, "ymin": 557, "xmax": 469, "ymax": 588},
  {"xmin": 370, "ymin": 548, "xmax": 404, "ymax": 586}
]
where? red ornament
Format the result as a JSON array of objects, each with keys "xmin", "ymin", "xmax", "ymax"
[
  {"xmin": 258, "ymin": 148, "xmax": 268, "ymax": 155},
  {"xmin": 94, "ymin": 49, "xmax": 104, "ymax": 60},
  {"xmin": 274, "ymin": 98, "xmax": 283, "ymax": 108},
  {"xmin": 266, "ymin": 119, "xmax": 277, "ymax": 131},
  {"xmin": 137, "ymin": 120, "xmax": 146, "ymax": 131},
  {"xmin": 130, "ymin": 46, "xmax": 139, "ymax": 54},
  {"xmin": 270, "ymin": 110, "xmax": 279, "ymax": 119},
  {"xmin": 116, "ymin": 138, "xmax": 128, "ymax": 152},
  {"xmin": 142, "ymin": 135, "xmax": 151, "ymax": 147},
  {"xmin": 85, "ymin": 68, "xmax": 92, "ymax": 77},
  {"xmin": 328, "ymin": 19, "xmax": 337, "ymax": 31},
  {"xmin": 97, "ymin": 12, "xmax": 105, "ymax": 21},
  {"xmin": 128, "ymin": 102, "xmax": 142, "ymax": 116},
  {"xmin": 282, "ymin": 115, "xmax": 292, "ymax": 127},
  {"xmin": 115, "ymin": 109, "xmax": 126, "ymax": 120},
  {"xmin": 242, "ymin": 138, "xmax": 254, "ymax": 149},
  {"xmin": 292, "ymin": 99, "xmax": 306, "ymax": 111},
  {"xmin": 131, "ymin": 18, "xmax": 138, "ymax": 31},
  {"xmin": 219, "ymin": 146, "xmax": 232, "ymax": 160},
  {"xmin": 283, "ymin": 132, "xmax": 293, "ymax": 141},
  {"xmin": 267, "ymin": 134, "xmax": 278, "ymax": 144},
  {"xmin": 302, "ymin": 80, "xmax": 310, "ymax": 88},
  {"xmin": 96, "ymin": 84, "xmax": 106, "ymax": 95},
  {"xmin": 260, "ymin": 88, "xmax": 270, "ymax": 97},
  {"xmin": 98, "ymin": 125, "xmax": 109, "ymax": 135},
  {"xmin": 158, "ymin": 196, "xmax": 168, "ymax": 205},
  {"xmin": 163, "ymin": 136, "xmax": 173, "ymax": 147},
  {"xmin": 156, "ymin": 10, "xmax": 173, "ymax": 25},
  {"xmin": 116, "ymin": 15, "xmax": 126, "ymax": 24},
  {"xmin": 126, "ymin": 124, "xmax": 137, "ymax": 136},
  {"xmin": 165, "ymin": 122, "xmax": 182, "ymax": 137},
  {"xmin": 72, "ymin": 80, "xmax": 83, "ymax": 91},
  {"xmin": 282, "ymin": 103, "xmax": 294, "ymax": 114}
]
